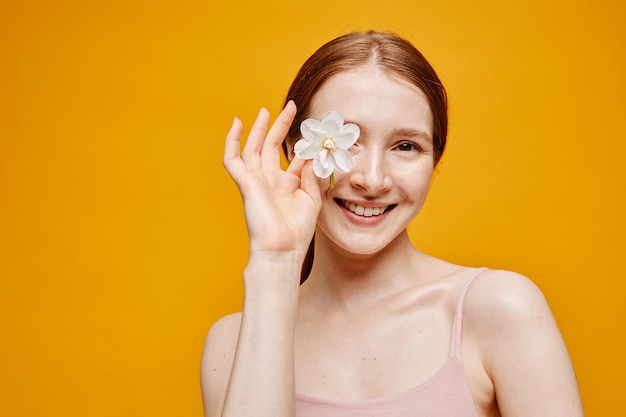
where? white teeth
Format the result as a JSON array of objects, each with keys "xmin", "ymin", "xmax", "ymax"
[{"xmin": 342, "ymin": 200, "xmax": 388, "ymax": 217}]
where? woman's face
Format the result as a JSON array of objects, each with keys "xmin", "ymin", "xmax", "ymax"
[{"xmin": 307, "ymin": 67, "xmax": 435, "ymax": 256}]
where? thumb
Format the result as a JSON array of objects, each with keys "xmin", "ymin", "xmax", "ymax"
[{"xmin": 299, "ymin": 160, "xmax": 322, "ymax": 209}]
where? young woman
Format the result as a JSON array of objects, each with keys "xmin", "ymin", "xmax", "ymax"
[{"xmin": 201, "ymin": 31, "xmax": 583, "ymax": 417}]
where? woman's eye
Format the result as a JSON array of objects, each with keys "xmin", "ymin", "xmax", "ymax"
[{"xmin": 397, "ymin": 142, "xmax": 421, "ymax": 152}]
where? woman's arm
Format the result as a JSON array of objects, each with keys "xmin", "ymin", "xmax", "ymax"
[
  {"xmin": 201, "ymin": 259, "xmax": 302, "ymax": 417},
  {"xmin": 466, "ymin": 270, "xmax": 584, "ymax": 417},
  {"xmin": 201, "ymin": 102, "xmax": 321, "ymax": 417}
]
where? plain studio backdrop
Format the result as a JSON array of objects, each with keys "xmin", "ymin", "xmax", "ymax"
[{"xmin": 1, "ymin": 0, "xmax": 624, "ymax": 415}]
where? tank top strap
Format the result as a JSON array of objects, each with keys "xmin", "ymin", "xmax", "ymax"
[{"xmin": 450, "ymin": 267, "xmax": 488, "ymax": 357}]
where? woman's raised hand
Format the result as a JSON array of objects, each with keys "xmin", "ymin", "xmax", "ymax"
[{"xmin": 223, "ymin": 101, "xmax": 322, "ymax": 259}]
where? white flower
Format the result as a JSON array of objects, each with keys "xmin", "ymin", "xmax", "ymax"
[{"xmin": 294, "ymin": 111, "xmax": 360, "ymax": 183}]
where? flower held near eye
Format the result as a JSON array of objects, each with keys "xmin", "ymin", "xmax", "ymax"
[{"xmin": 294, "ymin": 111, "xmax": 360, "ymax": 188}]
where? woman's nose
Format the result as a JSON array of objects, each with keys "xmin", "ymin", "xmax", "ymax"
[{"xmin": 348, "ymin": 149, "xmax": 392, "ymax": 194}]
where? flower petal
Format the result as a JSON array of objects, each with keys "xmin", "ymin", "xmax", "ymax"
[
  {"xmin": 332, "ymin": 149, "xmax": 353, "ymax": 172},
  {"xmin": 323, "ymin": 111, "xmax": 344, "ymax": 126},
  {"xmin": 300, "ymin": 119, "xmax": 322, "ymax": 141},
  {"xmin": 340, "ymin": 123, "xmax": 360, "ymax": 139},
  {"xmin": 321, "ymin": 119, "xmax": 340, "ymax": 135},
  {"xmin": 313, "ymin": 158, "xmax": 334, "ymax": 178},
  {"xmin": 294, "ymin": 138, "xmax": 320, "ymax": 159},
  {"xmin": 333, "ymin": 130, "xmax": 359, "ymax": 149},
  {"xmin": 317, "ymin": 149, "xmax": 329, "ymax": 166},
  {"xmin": 308, "ymin": 129, "xmax": 326, "ymax": 145}
]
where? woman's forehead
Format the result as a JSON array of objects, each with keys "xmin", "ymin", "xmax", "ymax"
[{"xmin": 309, "ymin": 68, "xmax": 433, "ymax": 135}]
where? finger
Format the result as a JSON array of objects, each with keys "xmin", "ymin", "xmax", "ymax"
[
  {"xmin": 261, "ymin": 100, "xmax": 297, "ymax": 168},
  {"xmin": 287, "ymin": 156, "xmax": 320, "ymax": 198},
  {"xmin": 299, "ymin": 160, "xmax": 322, "ymax": 208},
  {"xmin": 223, "ymin": 117, "xmax": 246, "ymax": 180},
  {"xmin": 241, "ymin": 107, "xmax": 270, "ymax": 168},
  {"xmin": 285, "ymin": 153, "xmax": 306, "ymax": 176}
]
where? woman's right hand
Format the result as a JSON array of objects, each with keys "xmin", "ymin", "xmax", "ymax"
[{"xmin": 223, "ymin": 101, "xmax": 322, "ymax": 261}]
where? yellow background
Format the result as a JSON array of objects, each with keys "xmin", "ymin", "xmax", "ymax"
[{"xmin": 1, "ymin": 0, "xmax": 624, "ymax": 415}]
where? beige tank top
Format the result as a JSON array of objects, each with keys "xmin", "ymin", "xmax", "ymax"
[{"xmin": 295, "ymin": 268, "xmax": 485, "ymax": 417}]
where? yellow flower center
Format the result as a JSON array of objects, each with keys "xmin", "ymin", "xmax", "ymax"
[{"xmin": 322, "ymin": 136, "xmax": 336, "ymax": 151}]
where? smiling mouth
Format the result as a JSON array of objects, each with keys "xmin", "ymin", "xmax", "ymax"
[{"xmin": 335, "ymin": 199, "xmax": 396, "ymax": 217}]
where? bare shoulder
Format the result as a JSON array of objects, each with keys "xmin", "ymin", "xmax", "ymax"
[
  {"xmin": 462, "ymin": 269, "xmax": 557, "ymax": 350},
  {"xmin": 200, "ymin": 312, "xmax": 242, "ymax": 417},
  {"xmin": 462, "ymin": 269, "xmax": 584, "ymax": 416},
  {"xmin": 464, "ymin": 268, "xmax": 551, "ymax": 324},
  {"xmin": 204, "ymin": 312, "xmax": 242, "ymax": 349}
]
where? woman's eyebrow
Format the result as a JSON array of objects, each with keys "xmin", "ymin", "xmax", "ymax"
[
  {"xmin": 345, "ymin": 120, "xmax": 432, "ymax": 143},
  {"xmin": 392, "ymin": 128, "xmax": 433, "ymax": 142}
]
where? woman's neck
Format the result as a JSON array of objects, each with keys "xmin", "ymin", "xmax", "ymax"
[{"xmin": 300, "ymin": 230, "xmax": 433, "ymax": 310}]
